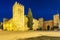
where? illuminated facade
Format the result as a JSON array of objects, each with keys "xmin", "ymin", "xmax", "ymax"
[
  {"xmin": 53, "ymin": 14, "xmax": 60, "ymax": 29},
  {"xmin": 2, "ymin": 2, "xmax": 60, "ymax": 31},
  {"xmin": 3, "ymin": 2, "xmax": 28, "ymax": 31},
  {"xmin": 33, "ymin": 19, "xmax": 39, "ymax": 30},
  {"xmin": 43, "ymin": 20, "xmax": 53, "ymax": 30},
  {"xmin": 59, "ymin": 20, "xmax": 60, "ymax": 29},
  {"xmin": 38, "ymin": 18, "xmax": 44, "ymax": 29},
  {"xmin": 3, "ymin": 18, "xmax": 15, "ymax": 31},
  {"xmin": 53, "ymin": 14, "xmax": 59, "ymax": 27},
  {"xmin": 13, "ymin": 2, "xmax": 25, "ymax": 31}
]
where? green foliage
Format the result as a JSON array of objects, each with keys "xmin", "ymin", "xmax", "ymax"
[
  {"xmin": 0, "ymin": 25, "xmax": 3, "ymax": 29},
  {"xmin": 27, "ymin": 8, "xmax": 33, "ymax": 30}
]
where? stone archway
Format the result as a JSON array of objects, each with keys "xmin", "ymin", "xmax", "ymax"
[{"xmin": 47, "ymin": 25, "xmax": 50, "ymax": 30}]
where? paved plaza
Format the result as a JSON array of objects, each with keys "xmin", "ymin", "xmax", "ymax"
[{"xmin": 0, "ymin": 31, "xmax": 60, "ymax": 40}]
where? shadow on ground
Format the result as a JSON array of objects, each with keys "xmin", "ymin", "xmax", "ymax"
[{"xmin": 17, "ymin": 36, "xmax": 60, "ymax": 40}]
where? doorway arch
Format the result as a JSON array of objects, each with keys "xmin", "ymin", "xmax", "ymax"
[{"xmin": 47, "ymin": 25, "xmax": 50, "ymax": 30}]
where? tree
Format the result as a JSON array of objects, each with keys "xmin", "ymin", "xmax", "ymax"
[
  {"xmin": 0, "ymin": 25, "xmax": 3, "ymax": 29},
  {"xmin": 0, "ymin": 24, "xmax": 3, "ymax": 29},
  {"xmin": 27, "ymin": 8, "xmax": 33, "ymax": 30}
]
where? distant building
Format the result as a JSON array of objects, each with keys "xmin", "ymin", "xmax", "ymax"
[
  {"xmin": 3, "ymin": 2, "xmax": 29, "ymax": 31},
  {"xmin": 13, "ymin": 2, "xmax": 25, "ymax": 31},
  {"xmin": 59, "ymin": 19, "xmax": 60, "ymax": 29},
  {"xmin": 33, "ymin": 19, "xmax": 39, "ymax": 30},
  {"xmin": 3, "ymin": 18, "xmax": 14, "ymax": 31},
  {"xmin": 43, "ymin": 20, "xmax": 53, "ymax": 30},
  {"xmin": 59, "ymin": 14, "xmax": 60, "ymax": 29},
  {"xmin": 2, "ymin": 2, "xmax": 60, "ymax": 31},
  {"xmin": 53, "ymin": 14, "xmax": 59, "ymax": 28},
  {"xmin": 38, "ymin": 18, "xmax": 44, "ymax": 29}
]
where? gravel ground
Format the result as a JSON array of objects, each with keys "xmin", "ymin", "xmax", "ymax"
[
  {"xmin": 0, "ymin": 31, "xmax": 60, "ymax": 40},
  {"xmin": 18, "ymin": 36, "xmax": 60, "ymax": 40}
]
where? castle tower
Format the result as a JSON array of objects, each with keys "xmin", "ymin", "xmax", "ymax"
[
  {"xmin": 53, "ymin": 14, "xmax": 59, "ymax": 28},
  {"xmin": 12, "ymin": 2, "xmax": 24, "ymax": 31}
]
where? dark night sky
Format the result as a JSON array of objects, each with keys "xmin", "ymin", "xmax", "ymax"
[{"xmin": 0, "ymin": 0, "xmax": 60, "ymax": 22}]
